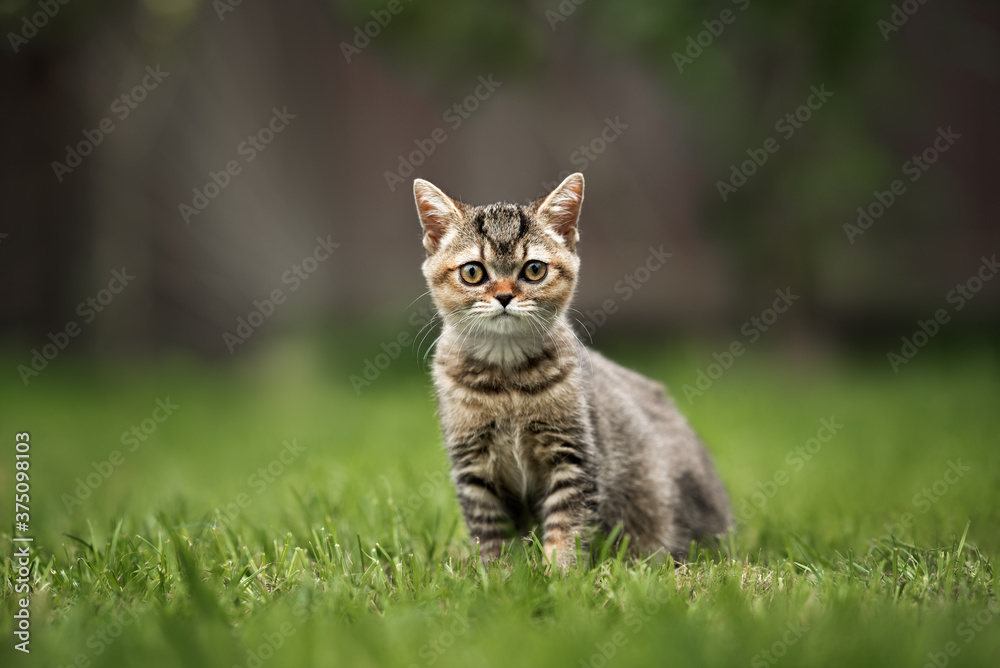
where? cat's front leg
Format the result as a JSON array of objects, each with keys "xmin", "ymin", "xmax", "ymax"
[
  {"xmin": 449, "ymin": 442, "xmax": 510, "ymax": 561},
  {"xmin": 455, "ymin": 472, "xmax": 511, "ymax": 560},
  {"xmin": 540, "ymin": 447, "xmax": 597, "ymax": 570}
]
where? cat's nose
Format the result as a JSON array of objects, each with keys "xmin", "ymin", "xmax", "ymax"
[{"xmin": 495, "ymin": 293, "xmax": 514, "ymax": 308}]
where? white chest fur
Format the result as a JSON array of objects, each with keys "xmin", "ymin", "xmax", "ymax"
[{"xmin": 489, "ymin": 423, "xmax": 541, "ymax": 504}]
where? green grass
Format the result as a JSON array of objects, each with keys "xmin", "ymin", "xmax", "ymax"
[{"xmin": 2, "ymin": 338, "xmax": 999, "ymax": 668}]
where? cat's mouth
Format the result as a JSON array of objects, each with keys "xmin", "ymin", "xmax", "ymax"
[{"xmin": 479, "ymin": 308, "xmax": 529, "ymax": 334}]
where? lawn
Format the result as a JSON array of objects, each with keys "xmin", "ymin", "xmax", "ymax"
[{"xmin": 1, "ymin": 336, "xmax": 998, "ymax": 668}]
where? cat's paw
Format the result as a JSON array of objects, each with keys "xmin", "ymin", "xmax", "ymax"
[{"xmin": 543, "ymin": 541, "xmax": 577, "ymax": 573}]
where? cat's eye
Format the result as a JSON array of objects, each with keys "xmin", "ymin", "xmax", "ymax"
[
  {"xmin": 459, "ymin": 262, "xmax": 487, "ymax": 285},
  {"xmin": 521, "ymin": 261, "xmax": 548, "ymax": 282}
]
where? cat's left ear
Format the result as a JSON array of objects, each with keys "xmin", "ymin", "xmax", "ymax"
[
  {"xmin": 536, "ymin": 172, "xmax": 584, "ymax": 248},
  {"xmin": 414, "ymin": 179, "xmax": 463, "ymax": 254}
]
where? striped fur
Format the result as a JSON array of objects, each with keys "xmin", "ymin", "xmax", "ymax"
[{"xmin": 414, "ymin": 174, "xmax": 731, "ymax": 569}]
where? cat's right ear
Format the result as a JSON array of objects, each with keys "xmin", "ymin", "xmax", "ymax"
[
  {"xmin": 414, "ymin": 179, "xmax": 463, "ymax": 254},
  {"xmin": 536, "ymin": 172, "xmax": 584, "ymax": 249}
]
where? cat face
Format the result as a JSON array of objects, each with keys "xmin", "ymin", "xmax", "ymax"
[{"xmin": 414, "ymin": 174, "xmax": 585, "ymax": 340}]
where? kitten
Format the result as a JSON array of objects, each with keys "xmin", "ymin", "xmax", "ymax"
[{"xmin": 413, "ymin": 173, "xmax": 731, "ymax": 569}]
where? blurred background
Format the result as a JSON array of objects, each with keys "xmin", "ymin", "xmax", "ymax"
[
  {"xmin": 2, "ymin": 6, "xmax": 999, "ymax": 666},
  {"xmin": 2, "ymin": 0, "xmax": 998, "ymax": 360}
]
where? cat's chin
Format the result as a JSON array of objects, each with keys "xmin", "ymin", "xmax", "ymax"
[
  {"xmin": 448, "ymin": 314, "xmax": 546, "ymax": 366},
  {"xmin": 465, "ymin": 333, "xmax": 542, "ymax": 367},
  {"xmin": 483, "ymin": 311, "xmax": 527, "ymax": 332}
]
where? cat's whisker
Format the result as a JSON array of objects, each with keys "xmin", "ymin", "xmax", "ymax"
[
  {"xmin": 527, "ymin": 311, "xmax": 565, "ymax": 362},
  {"xmin": 443, "ymin": 316, "xmax": 477, "ymax": 360},
  {"xmin": 470, "ymin": 317, "xmax": 490, "ymax": 352},
  {"xmin": 421, "ymin": 330, "xmax": 447, "ymax": 366},
  {"xmin": 404, "ymin": 289, "xmax": 432, "ymax": 311},
  {"xmin": 538, "ymin": 310, "xmax": 591, "ymax": 375},
  {"xmin": 415, "ymin": 305, "xmax": 477, "ymax": 357},
  {"xmin": 419, "ymin": 336, "xmax": 438, "ymax": 364},
  {"xmin": 568, "ymin": 314, "xmax": 595, "ymax": 345},
  {"xmin": 423, "ymin": 309, "xmax": 475, "ymax": 365},
  {"xmin": 563, "ymin": 320, "xmax": 596, "ymax": 377},
  {"xmin": 421, "ymin": 318, "xmax": 463, "ymax": 366},
  {"xmin": 523, "ymin": 311, "xmax": 544, "ymax": 349},
  {"xmin": 430, "ymin": 325, "xmax": 460, "ymax": 365},
  {"xmin": 457, "ymin": 314, "xmax": 482, "ymax": 355},
  {"xmin": 414, "ymin": 315, "xmax": 442, "ymax": 354}
]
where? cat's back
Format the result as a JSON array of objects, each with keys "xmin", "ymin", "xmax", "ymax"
[
  {"xmin": 583, "ymin": 348, "xmax": 732, "ymax": 550},
  {"xmin": 582, "ymin": 349, "xmax": 680, "ymax": 438},
  {"xmin": 583, "ymin": 348, "xmax": 666, "ymax": 405}
]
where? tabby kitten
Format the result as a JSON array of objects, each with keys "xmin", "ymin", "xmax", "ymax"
[{"xmin": 413, "ymin": 173, "xmax": 731, "ymax": 569}]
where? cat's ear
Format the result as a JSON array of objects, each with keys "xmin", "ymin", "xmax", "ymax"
[
  {"xmin": 536, "ymin": 172, "xmax": 584, "ymax": 248},
  {"xmin": 414, "ymin": 179, "xmax": 463, "ymax": 254}
]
